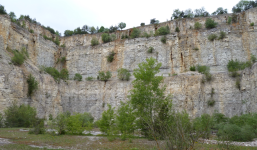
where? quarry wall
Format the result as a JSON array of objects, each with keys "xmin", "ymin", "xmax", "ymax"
[{"xmin": 0, "ymin": 8, "xmax": 257, "ymax": 119}]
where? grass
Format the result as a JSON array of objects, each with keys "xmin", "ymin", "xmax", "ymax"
[{"xmin": 0, "ymin": 128, "xmax": 256, "ymax": 150}]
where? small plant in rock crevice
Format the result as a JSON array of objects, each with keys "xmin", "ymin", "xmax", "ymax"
[
  {"xmin": 161, "ymin": 36, "xmax": 167, "ymax": 44},
  {"xmin": 148, "ymin": 47, "xmax": 154, "ymax": 53},
  {"xmin": 27, "ymin": 74, "xmax": 38, "ymax": 97},
  {"xmin": 98, "ymin": 71, "xmax": 112, "ymax": 81},
  {"xmin": 117, "ymin": 68, "xmax": 131, "ymax": 81},
  {"xmin": 74, "ymin": 73, "xmax": 82, "ymax": 81},
  {"xmin": 106, "ymin": 51, "xmax": 116, "ymax": 62}
]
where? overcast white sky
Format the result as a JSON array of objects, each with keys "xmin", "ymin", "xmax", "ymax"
[{"xmin": 1, "ymin": 0, "xmax": 240, "ymax": 35}]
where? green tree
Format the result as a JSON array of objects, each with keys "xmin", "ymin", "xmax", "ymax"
[
  {"xmin": 90, "ymin": 26, "xmax": 96, "ymax": 34},
  {"xmin": 130, "ymin": 28, "xmax": 141, "ymax": 38},
  {"xmin": 64, "ymin": 30, "xmax": 74, "ymax": 36},
  {"xmin": 129, "ymin": 57, "xmax": 172, "ymax": 138},
  {"xmin": 102, "ymin": 33, "xmax": 111, "ymax": 43},
  {"xmin": 0, "ymin": 4, "xmax": 7, "ymax": 14},
  {"xmin": 212, "ymin": 7, "xmax": 228, "ymax": 15},
  {"xmin": 205, "ymin": 18, "xmax": 218, "ymax": 29},
  {"xmin": 118, "ymin": 22, "xmax": 126, "ymax": 30},
  {"xmin": 140, "ymin": 23, "xmax": 145, "ymax": 26},
  {"xmin": 117, "ymin": 68, "xmax": 131, "ymax": 81},
  {"xmin": 98, "ymin": 26, "xmax": 105, "ymax": 32},
  {"xmin": 27, "ymin": 74, "xmax": 38, "ymax": 97},
  {"xmin": 97, "ymin": 104, "xmax": 115, "ymax": 135},
  {"xmin": 232, "ymin": 0, "xmax": 257, "ymax": 13},
  {"xmin": 194, "ymin": 7, "xmax": 210, "ymax": 17},
  {"xmin": 172, "ymin": 9, "xmax": 182, "ymax": 19},
  {"xmin": 9, "ymin": 12, "xmax": 16, "ymax": 22}
]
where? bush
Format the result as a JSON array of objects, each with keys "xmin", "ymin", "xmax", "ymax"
[
  {"xmin": 218, "ymin": 124, "xmax": 242, "ymax": 141},
  {"xmin": 227, "ymin": 59, "xmax": 253, "ymax": 72},
  {"xmin": 197, "ymin": 65, "xmax": 210, "ymax": 74},
  {"xmin": 0, "ymin": 5, "xmax": 7, "ymax": 14},
  {"xmin": 193, "ymin": 114, "xmax": 214, "ymax": 139},
  {"xmin": 142, "ymin": 32, "xmax": 150, "ymax": 38},
  {"xmin": 251, "ymin": 54, "xmax": 257, "ymax": 63},
  {"xmin": 117, "ymin": 68, "xmax": 131, "ymax": 81},
  {"xmin": 250, "ymin": 22, "xmax": 254, "ymax": 26},
  {"xmin": 29, "ymin": 29, "xmax": 34, "ymax": 33},
  {"xmin": 218, "ymin": 31, "xmax": 226, "ymax": 40},
  {"xmin": 148, "ymin": 47, "xmax": 154, "ymax": 53},
  {"xmin": 190, "ymin": 66, "xmax": 196, "ymax": 71},
  {"xmin": 98, "ymin": 71, "xmax": 112, "ymax": 81},
  {"xmin": 4, "ymin": 103, "xmax": 37, "ymax": 127},
  {"xmin": 194, "ymin": 22, "xmax": 202, "ymax": 30},
  {"xmin": 161, "ymin": 36, "xmax": 167, "ymax": 44},
  {"xmin": 193, "ymin": 47, "xmax": 199, "ymax": 50},
  {"xmin": 121, "ymin": 34, "xmax": 129, "ymax": 39},
  {"xmin": 207, "ymin": 99, "xmax": 215, "ymax": 107},
  {"xmin": 74, "ymin": 73, "xmax": 82, "ymax": 81},
  {"xmin": 157, "ymin": 26, "xmax": 170, "ymax": 35},
  {"xmin": 60, "ymin": 57, "xmax": 66, "ymax": 63},
  {"xmin": 60, "ymin": 69, "xmax": 69, "ymax": 80},
  {"xmin": 227, "ymin": 17, "xmax": 232, "ymax": 24},
  {"xmin": 61, "ymin": 44, "xmax": 66, "ymax": 48},
  {"xmin": 140, "ymin": 23, "xmax": 145, "ymax": 26},
  {"xmin": 29, "ymin": 118, "xmax": 45, "ymax": 135},
  {"xmin": 53, "ymin": 112, "xmax": 70, "ymax": 135},
  {"xmin": 236, "ymin": 78, "xmax": 241, "ymax": 90},
  {"xmin": 43, "ymin": 35, "xmax": 52, "ymax": 41},
  {"xmin": 101, "ymin": 33, "xmax": 111, "ymax": 43},
  {"xmin": 43, "ymin": 67, "xmax": 68, "ymax": 82},
  {"xmin": 54, "ymin": 36, "xmax": 60, "ymax": 46},
  {"xmin": 11, "ymin": 51, "xmax": 25, "ymax": 65},
  {"xmin": 86, "ymin": 76, "xmax": 94, "ymax": 81},
  {"xmin": 107, "ymin": 51, "xmax": 115, "ymax": 62},
  {"xmin": 208, "ymin": 34, "xmax": 217, "ymax": 41},
  {"xmin": 97, "ymin": 104, "xmax": 115, "ymax": 135},
  {"xmin": 130, "ymin": 28, "xmax": 141, "ymax": 38},
  {"xmin": 175, "ymin": 27, "xmax": 180, "ymax": 32},
  {"xmin": 27, "ymin": 74, "xmax": 38, "ymax": 97},
  {"xmin": 66, "ymin": 113, "xmax": 85, "ymax": 135},
  {"xmin": 91, "ymin": 37, "xmax": 99, "ymax": 46},
  {"xmin": 205, "ymin": 18, "xmax": 218, "ymax": 29}
]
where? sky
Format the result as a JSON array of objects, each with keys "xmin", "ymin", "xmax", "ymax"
[{"xmin": 1, "ymin": 0, "xmax": 240, "ymax": 35}]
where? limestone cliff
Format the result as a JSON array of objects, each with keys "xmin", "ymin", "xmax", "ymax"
[{"xmin": 0, "ymin": 8, "xmax": 257, "ymax": 119}]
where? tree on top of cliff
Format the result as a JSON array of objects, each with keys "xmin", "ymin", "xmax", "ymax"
[
  {"xmin": 0, "ymin": 4, "xmax": 7, "ymax": 15},
  {"xmin": 232, "ymin": 0, "xmax": 257, "ymax": 13},
  {"xmin": 212, "ymin": 7, "xmax": 228, "ymax": 15},
  {"xmin": 150, "ymin": 18, "xmax": 159, "ymax": 24},
  {"xmin": 194, "ymin": 7, "xmax": 210, "ymax": 17},
  {"xmin": 118, "ymin": 22, "xmax": 126, "ymax": 30}
]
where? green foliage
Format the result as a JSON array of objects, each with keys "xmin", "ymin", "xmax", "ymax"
[
  {"xmin": 175, "ymin": 27, "xmax": 180, "ymax": 32},
  {"xmin": 73, "ymin": 73, "xmax": 82, "ymax": 81},
  {"xmin": 60, "ymin": 69, "xmax": 69, "ymax": 80},
  {"xmin": 236, "ymin": 78, "xmax": 241, "ymax": 90},
  {"xmin": 43, "ymin": 35, "xmax": 52, "ymax": 40},
  {"xmin": 97, "ymin": 104, "xmax": 115, "ymax": 135},
  {"xmin": 101, "ymin": 33, "xmax": 111, "ymax": 43},
  {"xmin": 121, "ymin": 34, "xmax": 129, "ymax": 39},
  {"xmin": 227, "ymin": 59, "xmax": 253, "ymax": 72},
  {"xmin": 157, "ymin": 26, "xmax": 170, "ymax": 35},
  {"xmin": 27, "ymin": 74, "xmax": 38, "ymax": 97},
  {"xmin": 107, "ymin": 51, "xmax": 115, "ymax": 62},
  {"xmin": 49, "ymin": 114, "xmax": 53, "ymax": 120},
  {"xmin": 64, "ymin": 30, "xmax": 74, "ymax": 36},
  {"xmin": 118, "ymin": 22, "xmax": 126, "ymax": 30},
  {"xmin": 193, "ymin": 114, "xmax": 214, "ymax": 139},
  {"xmin": 212, "ymin": 7, "xmax": 228, "ymax": 15},
  {"xmin": 205, "ymin": 18, "xmax": 218, "ymax": 29},
  {"xmin": 227, "ymin": 17, "xmax": 232, "ymax": 24},
  {"xmin": 193, "ymin": 47, "xmax": 199, "ymax": 50},
  {"xmin": 218, "ymin": 31, "xmax": 226, "ymax": 40},
  {"xmin": 130, "ymin": 28, "xmax": 141, "ymax": 38},
  {"xmin": 197, "ymin": 65, "xmax": 210, "ymax": 74},
  {"xmin": 232, "ymin": 0, "xmax": 257, "ymax": 13},
  {"xmin": 0, "ymin": 4, "xmax": 7, "ymax": 14},
  {"xmin": 98, "ymin": 71, "xmax": 112, "ymax": 81},
  {"xmin": 29, "ymin": 118, "xmax": 45, "ymax": 135},
  {"xmin": 43, "ymin": 67, "xmax": 68, "ymax": 82},
  {"xmin": 150, "ymin": 18, "xmax": 159, "ymax": 24},
  {"xmin": 194, "ymin": 22, "xmax": 202, "ymax": 30},
  {"xmin": 98, "ymin": 26, "xmax": 105, "ymax": 33},
  {"xmin": 91, "ymin": 37, "xmax": 99, "ymax": 46},
  {"xmin": 29, "ymin": 29, "xmax": 34, "ymax": 33},
  {"xmin": 85, "ymin": 76, "xmax": 94, "ymax": 81},
  {"xmin": 208, "ymin": 34, "xmax": 217, "ymax": 41},
  {"xmin": 60, "ymin": 57, "xmax": 66, "ymax": 63},
  {"xmin": 250, "ymin": 22, "xmax": 254, "ymax": 26},
  {"xmin": 0, "ymin": 113, "xmax": 3, "ymax": 128},
  {"xmin": 251, "ymin": 54, "xmax": 257, "ymax": 63},
  {"xmin": 54, "ymin": 36, "xmax": 60, "ymax": 46},
  {"xmin": 61, "ymin": 44, "xmax": 66, "ymax": 48},
  {"xmin": 147, "ymin": 46, "xmax": 154, "ymax": 53},
  {"xmin": 116, "ymin": 102, "xmax": 136, "ymax": 139},
  {"xmin": 66, "ymin": 113, "xmax": 84, "ymax": 135},
  {"xmin": 53, "ymin": 112, "xmax": 70, "ymax": 135},
  {"xmin": 45, "ymin": 26, "xmax": 55, "ymax": 34},
  {"xmin": 4, "ymin": 102, "xmax": 37, "ymax": 127},
  {"xmin": 207, "ymin": 99, "xmax": 215, "ymax": 107},
  {"xmin": 22, "ymin": 20, "xmax": 26, "ymax": 28},
  {"xmin": 140, "ymin": 23, "xmax": 145, "ymax": 26},
  {"xmin": 117, "ymin": 68, "xmax": 131, "ymax": 81},
  {"xmin": 161, "ymin": 36, "xmax": 167, "ymax": 44},
  {"xmin": 190, "ymin": 66, "xmax": 196, "ymax": 71},
  {"xmin": 142, "ymin": 32, "xmax": 150, "ymax": 38},
  {"xmin": 129, "ymin": 57, "xmax": 172, "ymax": 138},
  {"xmin": 11, "ymin": 51, "xmax": 25, "ymax": 65}
]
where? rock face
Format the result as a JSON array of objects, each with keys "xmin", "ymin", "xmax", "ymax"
[{"xmin": 0, "ymin": 8, "xmax": 257, "ymax": 119}]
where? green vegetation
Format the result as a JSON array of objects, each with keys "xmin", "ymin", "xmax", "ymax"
[
  {"xmin": 0, "ymin": 4, "xmax": 7, "ymax": 14},
  {"xmin": 121, "ymin": 34, "xmax": 129, "ymax": 39},
  {"xmin": 232, "ymin": 0, "xmax": 257, "ymax": 13},
  {"xmin": 142, "ymin": 32, "xmax": 151, "ymax": 38},
  {"xmin": 91, "ymin": 37, "xmax": 99, "ymax": 46},
  {"xmin": 11, "ymin": 47, "xmax": 29, "ymax": 66},
  {"xmin": 190, "ymin": 66, "xmax": 196, "ymax": 71},
  {"xmin": 98, "ymin": 71, "xmax": 112, "ymax": 81},
  {"xmin": 193, "ymin": 47, "xmax": 199, "ymax": 50},
  {"xmin": 227, "ymin": 59, "xmax": 253, "ymax": 72},
  {"xmin": 60, "ymin": 57, "xmax": 66, "ymax": 63},
  {"xmin": 250, "ymin": 22, "xmax": 254, "ymax": 26},
  {"xmin": 175, "ymin": 27, "xmax": 180, "ymax": 32},
  {"xmin": 212, "ymin": 7, "xmax": 227, "ymax": 15},
  {"xmin": 140, "ymin": 23, "xmax": 145, "ymax": 26},
  {"xmin": 41, "ymin": 67, "xmax": 69, "ymax": 82},
  {"xmin": 106, "ymin": 51, "xmax": 115, "ymax": 62},
  {"xmin": 73, "ymin": 73, "xmax": 82, "ymax": 81},
  {"xmin": 208, "ymin": 34, "xmax": 217, "ymax": 41},
  {"xmin": 101, "ymin": 33, "xmax": 111, "ymax": 43},
  {"xmin": 4, "ymin": 102, "xmax": 37, "ymax": 127},
  {"xmin": 227, "ymin": 17, "xmax": 232, "ymax": 24},
  {"xmin": 43, "ymin": 35, "xmax": 52, "ymax": 41},
  {"xmin": 60, "ymin": 44, "xmax": 66, "ymax": 48},
  {"xmin": 147, "ymin": 46, "xmax": 154, "ymax": 53},
  {"xmin": 205, "ymin": 18, "xmax": 218, "ymax": 29},
  {"xmin": 118, "ymin": 22, "xmax": 126, "ymax": 30},
  {"xmin": 27, "ymin": 74, "xmax": 38, "ymax": 97},
  {"xmin": 29, "ymin": 29, "xmax": 34, "ymax": 33},
  {"xmin": 207, "ymin": 99, "xmax": 215, "ymax": 107},
  {"xmin": 85, "ymin": 76, "xmax": 94, "ymax": 81},
  {"xmin": 130, "ymin": 28, "xmax": 141, "ymax": 38},
  {"xmin": 218, "ymin": 31, "xmax": 226, "ymax": 39},
  {"xmin": 157, "ymin": 26, "xmax": 170, "ymax": 35},
  {"xmin": 161, "ymin": 36, "xmax": 167, "ymax": 44},
  {"xmin": 117, "ymin": 68, "xmax": 131, "ymax": 81},
  {"xmin": 196, "ymin": 65, "xmax": 212, "ymax": 83},
  {"xmin": 96, "ymin": 104, "xmax": 115, "ymax": 136},
  {"xmin": 194, "ymin": 22, "xmax": 202, "ymax": 30},
  {"xmin": 54, "ymin": 36, "xmax": 60, "ymax": 46}
]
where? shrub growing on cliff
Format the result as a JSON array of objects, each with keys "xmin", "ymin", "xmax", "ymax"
[
  {"xmin": 60, "ymin": 69, "xmax": 69, "ymax": 80},
  {"xmin": 102, "ymin": 33, "xmax": 111, "ymax": 43},
  {"xmin": 91, "ymin": 37, "xmax": 99, "ymax": 46},
  {"xmin": 194, "ymin": 22, "xmax": 202, "ymax": 30},
  {"xmin": 29, "ymin": 29, "xmax": 34, "ymax": 33},
  {"xmin": 98, "ymin": 71, "xmax": 112, "ymax": 81},
  {"xmin": 74, "ymin": 73, "xmax": 82, "ymax": 81},
  {"xmin": 107, "ymin": 51, "xmax": 115, "ymax": 62},
  {"xmin": 117, "ymin": 68, "xmax": 131, "ymax": 81},
  {"xmin": 205, "ymin": 18, "xmax": 218, "ymax": 29},
  {"xmin": 227, "ymin": 17, "xmax": 232, "ymax": 24},
  {"xmin": 175, "ymin": 27, "xmax": 180, "ymax": 32},
  {"xmin": 250, "ymin": 22, "xmax": 254, "ymax": 26},
  {"xmin": 0, "ymin": 5, "xmax": 7, "ymax": 14},
  {"xmin": 157, "ymin": 26, "xmax": 170, "ymax": 35},
  {"xmin": 218, "ymin": 31, "xmax": 226, "ymax": 40},
  {"xmin": 4, "ymin": 102, "xmax": 37, "ymax": 127},
  {"xmin": 86, "ymin": 76, "xmax": 94, "ymax": 81},
  {"xmin": 11, "ymin": 51, "xmax": 25, "ymax": 66},
  {"xmin": 208, "ymin": 34, "xmax": 217, "ymax": 41},
  {"xmin": 148, "ymin": 47, "xmax": 154, "ymax": 53},
  {"xmin": 190, "ymin": 66, "xmax": 196, "ymax": 71},
  {"xmin": 27, "ymin": 74, "xmax": 38, "ymax": 97},
  {"xmin": 118, "ymin": 22, "xmax": 126, "ymax": 30},
  {"xmin": 161, "ymin": 36, "xmax": 167, "ymax": 44},
  {"xmin": 130, "ymin": 28, "xmax": 141, "ymax": 38}
]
